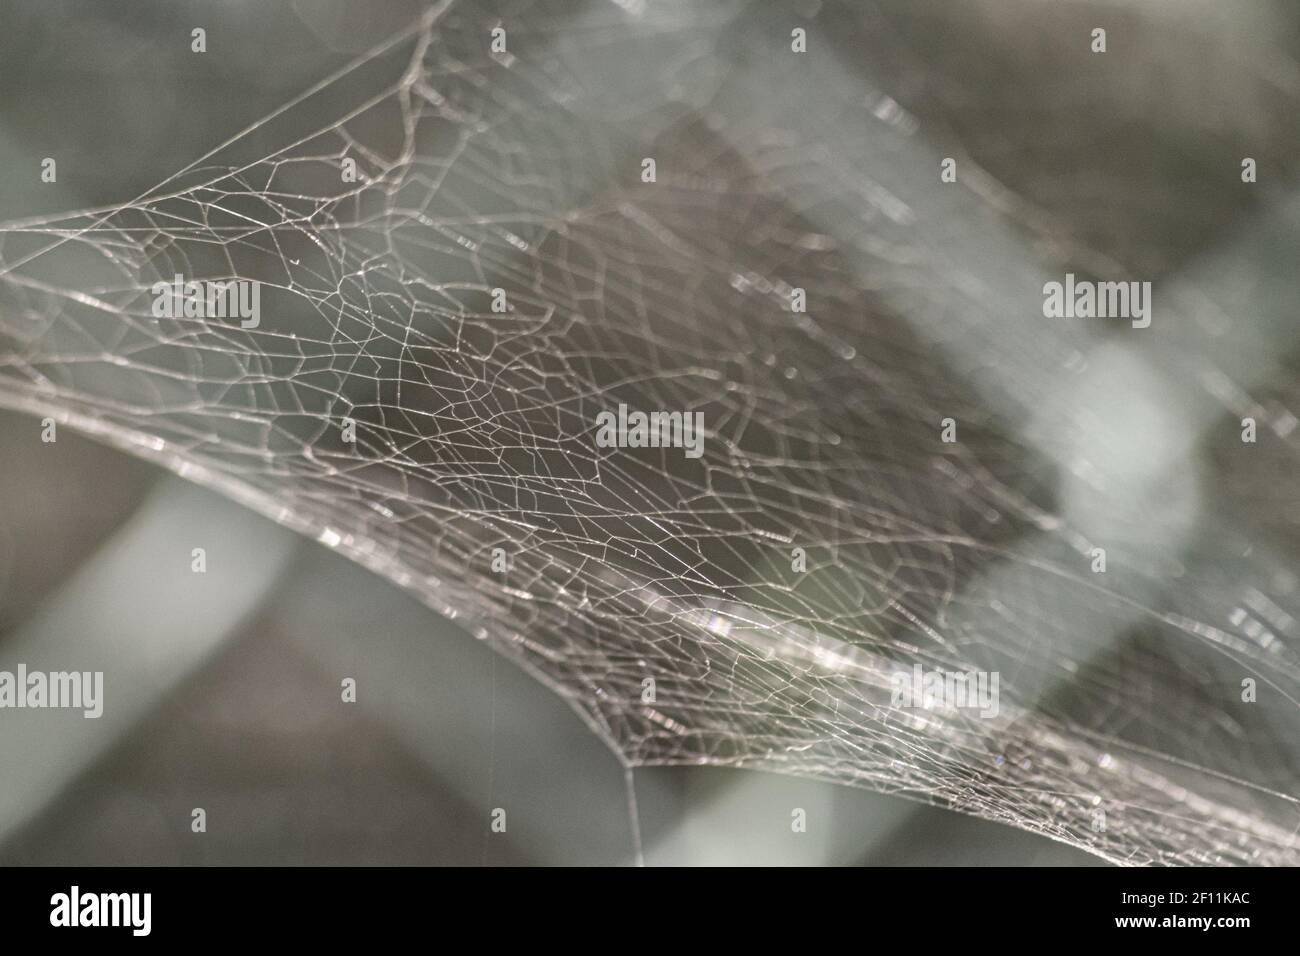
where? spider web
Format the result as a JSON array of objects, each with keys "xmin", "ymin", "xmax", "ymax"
[{"xmin": 1, "ymin": 0, "xmax": 1299, "ymax": 865}]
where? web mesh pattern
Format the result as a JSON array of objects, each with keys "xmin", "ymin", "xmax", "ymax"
[{"xmin": 1, "ymin": 0, "xmax": 1299, "ymax": 865}]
